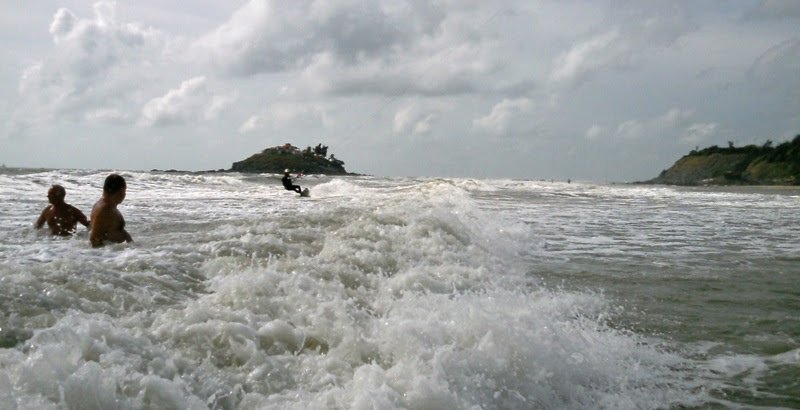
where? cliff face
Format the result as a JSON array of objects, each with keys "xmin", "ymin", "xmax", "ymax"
[
  {"xmin": 645, "ymin": 136, "xmax": 800, "ymax": 185},
  {"xmin": 648, "ymin": 153, "xmax": 752, "ymax": 185},
  {"xmin": 230, "ymin": 144, "xmax": 349, "ymax": 174}
]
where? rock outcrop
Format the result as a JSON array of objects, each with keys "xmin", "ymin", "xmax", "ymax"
[{"xmin": 231, "ymin": 143, "xmax": 350, "ymax": 174}]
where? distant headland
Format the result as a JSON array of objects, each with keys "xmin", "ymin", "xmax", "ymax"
[
  {"xmin": 150, "ymin": 143, "xmax": 354, "ymax": 175},
  {"xmin": 230, "ymin": 143, "xmax": 351, "ymax": 175},
  {"xmin": 642, "ymin": 134, "xmax": 799, "ymax": 186}
]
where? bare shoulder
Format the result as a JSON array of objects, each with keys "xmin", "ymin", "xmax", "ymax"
[
  {"xmin": 91, "ymin": 200, "xmax": 112, "ymax": 215},
  {"xmin": 90, "ymin": 200, "xmax": 117, "ymax": 226},
  {"xmin": 40, "ymin": 205, "xmax": 54, "ymax": 216},
  {"xmin": 67, "ymin": 203, "xmax": 86, "ymax": 215},
  {"xmin": 35, "ymin": 205, "xmax": 52, "ymax": 228}
]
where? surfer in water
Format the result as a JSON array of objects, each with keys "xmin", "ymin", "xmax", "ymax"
[
  {"xmin": 282, "ymin": 169, "xmax": 303, "ymax": 194},
  {"xmin": 35, "ymin": 184, "xmax": 90, "ymax": 236}
]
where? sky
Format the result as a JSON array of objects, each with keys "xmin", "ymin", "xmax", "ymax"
[{"xmin": 1, "ymin": 0, "xmax": 798, "ymax": 181}]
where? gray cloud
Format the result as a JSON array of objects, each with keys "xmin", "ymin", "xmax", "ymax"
[
  {"xmin": 194, "ymin": 0, "xmax": 519, "ymax": 97},
  {"xmin": 50, "ymin": 8, "xmax": 78, "ymax": 40},
  {"xmin": 192, "ymin": 0, "xmax": 436, "ymax": 76},
  {"xmin": 473, "ymin": 98, "xmax": 535, "ymax": 136},
  {"xmin": 585, "ymin": 109, "xmax": 720, "ymax": 144},
  {"xmin": 743, "ymin": 0, "xmax": 800, "ymax": 21},
  {"xmin": 13, "ymin": 2, "xmax": 167, "ymax": 131},
  {"xmin": 238, "ymin": 101, "xmax": 331, "ymax": 134},
  {"xmin": 141, "ymin": 76, "xmax": 237, "ymax": 127},
  {"xmin": 1, "ymin": 0, "xmax": 798, "ymax": 179},
  {"xmin": 392, "ymin": 100, "xmax": 450, "ymax": 137},
  {"xmin": 749, "ymin": 38, "xmax": 800, "ymax": 91},
  {"xmin": 550, "ymin": 2, "xmax": 698, "ymax": 86}
]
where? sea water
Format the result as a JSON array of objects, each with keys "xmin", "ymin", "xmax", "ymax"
[{"xmin": 0, "ymin": 168, "xmax": 798, "ymax": 409}]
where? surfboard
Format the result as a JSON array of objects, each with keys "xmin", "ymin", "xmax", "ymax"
[{"xmin": 300, "ymin": 188, "xmax": 310, "ymax": 197}]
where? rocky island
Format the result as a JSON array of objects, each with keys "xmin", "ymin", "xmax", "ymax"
[
  {"xmin": 644, "ymin": 135, "xmax": 799, "ymax": 185},
  {"xmin": 231, "ymin": 143, "xmax": 351, "ymax": 174}
]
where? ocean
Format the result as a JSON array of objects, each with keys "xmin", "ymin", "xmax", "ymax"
[{"xmin": 1, "ymin": 168, "xmax": 798, "ymax": 409}]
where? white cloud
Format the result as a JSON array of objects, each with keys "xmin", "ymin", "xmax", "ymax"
[
  {"xmin": 238, "ymin": 102, "xmax": 330, "ymax": 133},
  {"xmin": 1, "ymin": 1, "xmax": 798, "ymax": 179},
  {"xmin": 84, "ymin": 108, "xmax": 132, "ymax": 124},
  {"xmin": 192, "ymin": 0, "xmax": 422, "ymax": 76},
  {"xmin": 473, "ymin": 98, "xmax": 533, "ymax": 136},
  {"xmin": 393, "ymin": 103, "xmax": 439, "ymax": 136},
  {"xmin": 18, "ymin": 63, "xmax": 44, "ymax": 96},
  {"xmin": 412, "ymin": 117, "xmax": 435, "ymax": 135},
  {"xmin": 205, "ymin": 92, "xmax": 239, "ymax": 120},
  {"xmin": 238, "ymin": 116, "xmax": 262, "ymax": 134},
  {"xmin": 680, "ymin": 122, "xmax": 718, "ymax": 145},
  {"xmin": 550, "ymin": 29, "xmax": 621, "ymax": 84},
  {"xmin": 42, "ymin": 2, "xmax": 160, "ymax": 87},
  {"xmin": 616, "ymin": 109, "xmax": 693, "ymax": 140},
  {"xmin": 49, "ymin": 8, "xmax": 78, "ymax": 42},
  {"xmin": 302, "ymin": 41, "xmax": 494, "ymax": 97},
  {"xmin": 550, "ymin": 3, "xmax": 697, "ymax": 86},
  {"xmin": 140, "ymin": 76, "xmax": 236, "ymax": 127},
  {"xmin": 196, "ymin": 0, "xmax": 506, "ymax": 97},
  {"xmin": 13, "ymin": 1, "xmax": 168, "ymax": 131},
  {"xmin": 588, "ymin": 108, "xmax": 720, "ymax": 144},
  {"xmin": 585, "ymin": 125, "xmax": 607, "ymax": 141}
]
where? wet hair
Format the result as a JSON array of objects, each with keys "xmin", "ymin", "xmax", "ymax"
[
  {"xmin": 49, "ymin": 184, "xmax": 66, "ymax": 198},
  {"xmin": 103, "ymin": 174, "xmax": 127, "ymax": 194}
]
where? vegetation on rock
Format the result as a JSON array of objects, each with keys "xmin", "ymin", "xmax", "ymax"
[
  {"xmin": 230, "ymin": 143, "xmax": 349, "ymax": 174},
  {"xmin": 645, "ymin": 135, "xmax": 800, "ymax": 185}
]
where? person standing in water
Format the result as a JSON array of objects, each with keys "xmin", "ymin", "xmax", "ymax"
[
  {"xmin": 90, "ymin": 174, "xmax": 133, "ymax": 247},
  {"xmin": 282, "ymin": 169, "xmax": 303, "ymax": 194},
  {"xmin": 35, "ymin": 184, "xmax": 90, "ymax": 236}
]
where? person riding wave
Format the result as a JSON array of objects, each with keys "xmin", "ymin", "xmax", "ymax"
[{"xmin": 282, "ymin": 169, "xmax": 303, "ymax": 194}]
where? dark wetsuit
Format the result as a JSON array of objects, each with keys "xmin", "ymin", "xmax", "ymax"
[{"xmin": 282, "ymin": 175, "xmax": 302, "ymax": 193}]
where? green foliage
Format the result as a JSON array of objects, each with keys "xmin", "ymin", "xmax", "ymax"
[
  {"xmin": 651, "ymin": 134, "xmax": 799, "ymax": 185},
  {"xmin": 313, "ymin": 144, "xmax": 328, "ymax": 157},
  {"xmin": 690, "ymin": 143, "xmax": 766, "ymax": 157},
  {"xmin": 231, "ymin": 143, "xmax": 349, "ymax": 174},
  {"xmin": 765, "ymin": 135, "xmax": 800, "ymax": 165}
]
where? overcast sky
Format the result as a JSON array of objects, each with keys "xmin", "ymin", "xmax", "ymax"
[{"xmin": 1, "ymin": 1, "xmax": 798, "ymax": 181}]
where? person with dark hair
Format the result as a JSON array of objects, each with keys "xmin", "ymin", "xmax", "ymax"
[
  {"xmin": 35, "ymin": 184, "xmax": 90, "ymax": 236},
  {"xmin": 90, "ymin": 174, "xmax": 132, "ymax": 247},
  {"xmin": 282, "ymin": 169, "xmax": 303, "ymax": 194}
]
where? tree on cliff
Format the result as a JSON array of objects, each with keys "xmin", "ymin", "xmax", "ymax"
[
  {"xmin": 230, "ymin": 143, "xmax": 350, "ymax": 174},
  {"xmin": 647, "ymin": 133, "xmax": 799, "ymax": 185},
  {"xmin": 313, "ymin": 144, "xmax": 328, "ymax": 157},
  {"xmin": 330, "ymin": 154, "xmax": 344, "ymax": 167}
]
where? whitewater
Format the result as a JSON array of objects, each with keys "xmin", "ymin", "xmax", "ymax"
[{"xmin": 1, "ymin": 168, "xmax": 798, "ymax": 409}]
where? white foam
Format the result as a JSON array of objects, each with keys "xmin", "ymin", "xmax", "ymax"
[{"xmin": 2, "ymin": 169, "xmax": 796, "ymax": 408}]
